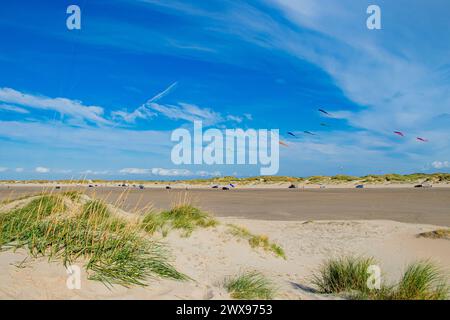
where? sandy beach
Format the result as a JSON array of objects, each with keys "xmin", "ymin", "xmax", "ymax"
[
  {"xmin": 0, "ymin": 217, "xmax": 449, "ymax": 300},
  {"xmin": 0, "ymin": 189, "xmax": 449, "ymax": 300},
  {"xmin": 1, "ymin": 185, "xmax": 449, "ymax": 226}
]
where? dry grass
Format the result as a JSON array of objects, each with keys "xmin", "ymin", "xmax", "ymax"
[
  {"xmin": 418, "ymin": 229, "xmax": 450, "ymax": 240},
  {"xmin": 0, "ymin": 193, "xmax": 185, "ymax": 287},
  {"xmin": 227, "ymin": 224, "xmax": 286, "ymax": 259}
]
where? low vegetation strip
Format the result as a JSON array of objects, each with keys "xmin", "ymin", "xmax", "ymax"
[
  {"xmin": 227, "ymin": 224, "xmax": 286, "ymax": 259},
  {"xmin": 224, "ymin": 271, "xmax": 276, "ymax": 300},
  {"xmin": 418, "ymin": 229, "xmax": 450, "ymax": 240},
  {"xmin": 312, "ymin": 256, "xmax": 449, "ymax": 300},
  {"xmin": 0, "ymin": 194, "xmax": 185, "ymax": 287},
  {"xmin": 142, "ymin": 204, "xmax": 217, "ymax": 237}
]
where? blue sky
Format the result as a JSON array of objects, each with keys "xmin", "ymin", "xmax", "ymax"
[{"xmin": 0, "ymin": 0, "xmax": 449, "ymax": 180}]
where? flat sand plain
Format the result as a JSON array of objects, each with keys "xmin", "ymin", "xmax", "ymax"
[{"xmin": 1, "ymin": 185, "xmax": 449, "ymax": 226}]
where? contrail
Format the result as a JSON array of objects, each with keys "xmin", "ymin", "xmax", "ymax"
[{"xmin": 146, "ymin": 81, "xmax": 178, "ymax": 104}]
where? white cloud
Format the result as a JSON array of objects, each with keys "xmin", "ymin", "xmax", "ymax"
[
  {"xmin": 0, "ymin": 87, "xmax": 110, "ymax": 125},
  {"xmin": 35, "ymin": 167, "xmax": 50, "ymax": 173},
  {"xmin": 119, "ymin": 168, "xmax": 152, "ymax": 174},
  {"xmin": 0, "ymin": 121, "xmax": 172, "ymax": 154},
  {"xmin": 119, "ymin": 167, "xmax": 220, "ymax": 177},
  {"xmin": 54, "ymin": 169, "xmax": 73, "ymax": 174},
  {"xmin": 0, "ymin": 167, "xmax": 8, "ymax": 172},
  {"xmin": 432, "ymin": 161, "xmax": 450, "ymax": 169},
  {"xmin": 113, "ymin": 82, "xmax": 244, "ymax": 126},
  {"xmin": 0, "ymin": 103, "xmax": 29, "ymax": 114},
  {"xmin": 226, "ymin": 115, "xmax": 243, "ymax": 123},
  {"xmin": 80, "ymin": 170, "xmax": 110, "ymax": 175},
  {"xmin": 196, "ymin": 170, "xmax": 221, "ymax": 177},
  {"xmin": 151, "ymin": 168, "xmax": 192, "ymax": 176},
  {"xmin": 15, "ymin": 168, "xmax": 24, "ymax": 172},
  {"xmin": 149, "ymin": 102, "xmax": 224, "ymax": 125}
]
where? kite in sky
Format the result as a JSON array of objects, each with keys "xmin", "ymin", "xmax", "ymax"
[
  {"xmin": 320, "ymin": 123, "xmax": 330, "ymax": 127},
  {"xmin": 318, "ymin": 109, "xmax": 331, "ymax": 116},
  {"xmin": 416, "ymin": 137, "xmax": 428, "ymax": 142},
  {"xmin": 303, "ymin": 131, "xmax": 316, "ymax": 136},
  {"xmin": 287, "ymin": 132, "xmax": 297, "ymax": 137},
  {"xmin": 279, "ymin": 141, "xmax": 289, "ymax": 147},
  {"xmin": 394, "ymin": 131, "xmax": 405, "ymax": 137}
]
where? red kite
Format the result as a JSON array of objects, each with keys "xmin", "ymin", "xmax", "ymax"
[{"xmin": 279, "ymin": 141, "xmax": 289, "ymax": 147}]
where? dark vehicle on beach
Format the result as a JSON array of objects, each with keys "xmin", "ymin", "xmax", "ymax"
[
  {"xmin": 222, "ymin": 186, "xmax": 230, "ymax": 190},
  {"xmin": 414, "ymin": 184, "xmax": 423, "ymax": 188},
  {"xmin": 355, "ymin": 185, "xmax": 364, "ymax": 189},
  {"xmin": 139, "ymin": 185, "xmax": 145, "ymax": 189},
  {"xmin": 166, "ymin": 186, "xmax": 172, "ymax": 190},
  {"xmin": 288, "ymin": 184, "xmax": 297, "ymax": 189},
  {"xmin": 211, "ymin": 185, "xmax": 219, "ymax": 189}
]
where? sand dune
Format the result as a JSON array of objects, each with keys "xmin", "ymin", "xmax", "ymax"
[{"xmin": 1, "ymin": 210, "xmax": 448, "ymax": 299}]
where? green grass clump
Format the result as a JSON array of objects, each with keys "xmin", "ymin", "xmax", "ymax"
[
  {"xmin": 312, "ymin": 256, "xmax": 375, "ymax": 294},
  {"xmin": 388, "ymin": 261, "xmax": 448, "ymax": 300},
  {"xmin": 418, "ymin": 229, "xmax": 450, "ymax": 240},
  {"xmin": 331, "ymin": 175, "xmax": 358, "ymax": 182},
  {"xmin": 312, "ymin": 257, "xmax": 449, "ymax": 300},
  {"xmin": 228, "ymin": 224, "xmax": 286, "ymax": 259},
  {"xmin": 224, "ymin": 271, "xmax": 276, "ymax": 300},
  {"xmin": 142, "ymin": 205, "xmax": 217, "ymax": 237},
  {"xmin": 0, "ymin": 194, "xmax": 185, "ymax": 287}
]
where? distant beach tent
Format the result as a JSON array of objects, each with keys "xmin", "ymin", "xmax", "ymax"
[{"xmin": 394, "ymin": 131, "xmax": 404, "ymax": 137}]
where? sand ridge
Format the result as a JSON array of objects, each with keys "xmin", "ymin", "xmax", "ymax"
[{"xmin": 1, "ymin": 214, "xmax": 448, "ymax": 300}]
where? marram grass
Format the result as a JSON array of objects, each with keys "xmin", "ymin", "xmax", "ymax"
[
  {"xmin": 312, "ymin": 256, "xmax": 375, "ymax": 294},
  {"xmin": 224, "ymin": 271, "xmax": 276, "ymax": 300},
  {"xmin": 0, "ymin": 194, "xmax": 185, "ymax": 287},
  {"xmin": 312, "ymin": 256, "xmax": 449, "ymax": 300},
  {"xmin": 142, "ymin": 204, "xmax": 217, "ymax": 237},
  {"xmin": 227, "ymin": 224, "xmax": 286, "ymax": 259}
]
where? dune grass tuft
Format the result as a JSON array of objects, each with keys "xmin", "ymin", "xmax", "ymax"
[
  {"xmin": 312, "ymin": 256, "xmax": 449, "ymax": 300},
  {"xmin": 389, "ymin": 261, "xmax": 449, "ymax": 300},
  {"xmin": 0, "ymin": 194, "xmax": 185, "ymax": 287},
  {"xmin": 312, "ymin": 256, "xmax": 375, "ymax": 294},
  {"xmin": 418, "ymin": 229, "xmax": 450, "ymax": 240},
  {"xmin": 224, "ymin": 271, "xmax": 276, "ymax": 300},
  {"xmin": 142, "ymin": 205, "xmax": 217, "ymax": 237},
  {"xmin": 227, "ymin": 224, "xmax": 286, "ymax": 259}
]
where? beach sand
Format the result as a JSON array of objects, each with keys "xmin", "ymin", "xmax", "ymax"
[
  {"xmin": 0, "ymin": 188, "xmax": 449, "ymax": 300},
  {"xmin": 0, "ymin": 216, "xmax": 449, "ymax": 299},
  {"xmin": 1, "ymin": 186, "xmax": 449, "ymax": 226}
]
